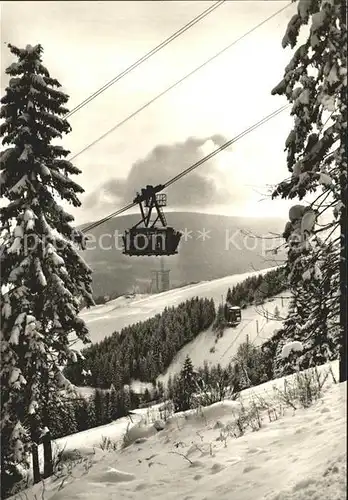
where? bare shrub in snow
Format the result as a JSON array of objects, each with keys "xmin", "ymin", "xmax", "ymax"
[
  {"xmin": 52, "ymin": 443, "xmax": 68, "ymax": 476},
  {"xmin": 169, "ymin": 450, "xmax": 194, "ymax": 466},
  {"xmin": 273, "ymin": 366, "xmax": 333, "ymax": 410},
  {"xmin": 191, "ymin": 383, "xmax": 237, "ymax": 408},
  {"xmin": 122, "ymin": 420, "xmax": 133, "ymax": 449},
  {"xmin": 100, "ymin": 436, "xmax": 118, "ymax": 452},
  {"xmin": 227, "ymin": 398, "xmax": 264, "ymax": 436},
  {"xmin": 246, "ymin": 400, "xmax": 263, "ymax": 432},
  {"xmin": 158, "ymin": 401, "xmax": 175, "ymax": 422}
]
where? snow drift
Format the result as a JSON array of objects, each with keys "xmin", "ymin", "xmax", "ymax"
[{"xmin": 8, "ymin": 361, "xmax": 346, "ymax": 500}]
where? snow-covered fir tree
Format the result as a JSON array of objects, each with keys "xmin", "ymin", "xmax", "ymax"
[
  {"xmin": 173, "ymin": 355, "xmax": 196, "ymax": 412},
  {"xmin": 271, "ymin": 0, "xmax": 347, "ymax": 381},
  {"xmin": 0, "ymin": 43, "xmax": 94, "ymax": 495},
  {"xmin": 297, "ymin": 238, "xmax": 340, "ymax": 366},
  {"xmin": 233, "ymin": 336, "xmax": 267, "ymax": 389},
  {"xmin": 272, "ymin": 292, "xmax": 309, "ymax": 377},
  {"xmin": 277, "ymin": 209, "xmax": 340, "ymax": 375}
]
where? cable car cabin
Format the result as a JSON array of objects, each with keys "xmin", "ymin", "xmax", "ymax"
[
  {"xmin": 122, "ymin": 184, "xmax": 182, "ymax": 257},
  {"xmin": 225, "ymin": 305, "xmax": 241, "ymax": 326},
  {"xmin": 123, "ymin": 226, "xmax": 181, "ymax": 256}
]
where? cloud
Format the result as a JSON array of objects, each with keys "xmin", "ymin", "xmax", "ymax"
[{"xmin": 83, "ymin": 134, "xmax": 250, "ymax": 211}]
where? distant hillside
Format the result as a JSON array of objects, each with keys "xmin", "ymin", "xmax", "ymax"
[
  {"xmin": 79, "ymin": 212, "xmax": 286, "ymax": 298},
  {"xmin": 67, "ymin": 266, "xmax": 288, "ymax": 393}
]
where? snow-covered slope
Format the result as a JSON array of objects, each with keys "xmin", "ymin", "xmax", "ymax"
[
  {"xmin": 76, "ymin": 293, "xmax": 290, "ymax": 395},
  {"xmin": 78, "ymin": 288, "xmax": 288, "ymax": 395},
  {"xmin": 157, "ymin": 294, "xmax": 289, "ymax": 386},
  {"xmin": 77, "ymin": 267, "xmax": 290, "ymax": 393},
  {"xmin": 12, "ymin": 361, "xmax": 346, "ymax": 500},
  {"xmin": 79, "ymin": 267, "xmax": 279, "ymax": 344}
]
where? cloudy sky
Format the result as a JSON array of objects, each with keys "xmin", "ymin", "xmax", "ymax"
[{"xmin": 1, "ymin": 0, "xmax": 301, "ymax": 224}]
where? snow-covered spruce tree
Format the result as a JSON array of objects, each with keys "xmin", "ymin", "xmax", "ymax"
[
  {"xmin": 270, "ymin": 228, "xmax": 340, "ymax": 376},
  {"xmin": 233, "ymin": 336, "xmax": 267, "ymax": 389},
  {"xmin": 296, "ymin": 237, "xmax": 340, "ymax": 366},
  {"xmin": 271, "ymin": 0, "xmax": 347, "ymax": 381},
  {"xmin": 278, "ymin": 208, "xmax": 340, "ymax": 371},
  {"xmin": 173, "ymin": 355, "xmax": 196, "ymax": 412},
  {"xmin": 0, "ymin": 44, "xmax": 94, "ymax": 493},
  {"xmin": 272, "ymin": 292, "xmax": 309, "ymax": 377}
]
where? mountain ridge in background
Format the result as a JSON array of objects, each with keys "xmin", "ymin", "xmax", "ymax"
[{"xmin": 79, "ymin": 211, "xmax": 286, "ymax": 298}]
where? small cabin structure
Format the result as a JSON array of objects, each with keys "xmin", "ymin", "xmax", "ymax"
[{"xmin": 225, "ymin": 305, "xmax": 242, "ymax": 326}]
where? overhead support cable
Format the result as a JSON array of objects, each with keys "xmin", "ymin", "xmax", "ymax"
[
  {"xmin": 69, "ymin": 2, "xmax": 292, "ymax": 163},
  {"xmin": 65, "ymin": 1, "xmax": 226, "ymax": 119},
  {"xmin": 81, "ymin": 104, "xmax": 291, "ymax": 234}
]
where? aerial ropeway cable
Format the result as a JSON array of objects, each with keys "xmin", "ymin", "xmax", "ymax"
[
  {"xmin": 73, "ymin": 3, "xmax": 293, "ymax": 255},
  {"xmin": 64, "ymin": 0, "xmax": 225, "ymax": 119},
  {"xmin": 162, "ymin": 104, "xmax": 290, "ymax": 191},
  {"xmin": 81, "ymin": 103, "xmax": 291, "ymax": 256},
  {"xmin": 69, "ymin": 2, "xmax": 292, "ymax": 163}
]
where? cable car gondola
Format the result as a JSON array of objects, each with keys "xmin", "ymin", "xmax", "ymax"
[
  {"xmin": 122, "ymin": 184, "xmax": 182, "ymax": 256},
  {"xmin": 225, "ymin": 305, "xmax": 241, "ymax": 327}
]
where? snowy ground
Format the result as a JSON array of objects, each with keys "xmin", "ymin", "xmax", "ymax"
[
  {"xmin": 78, "ymin": 266, "xmax": 290, "ymax": 393},
  {"xmin": 11, "ymin": 361, "xmax": 346, "ymax": 500},
  {"xmin": 76, "ymin": 293, "xmax": 290, "ymax": 397},
  {"xmin": 157, "ymin": 294, "xmax": 289, "ymax": 386},
  {"xmin": 79, "ymin": 268, "xmax": 279, "ymax": 344}
]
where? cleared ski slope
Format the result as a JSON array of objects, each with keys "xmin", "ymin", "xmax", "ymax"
[
  {"xmin": 80, "ymin": 267, "xmax": 282, "ymax": 344},
  {"xmin": 78, "ymin": 267, "xmax": 290, "ymax": 391},
  {"xmin": 156, "ymin": 293, "xmax": 289, "ymax": 386},
  {"xmin": 78, "ymin": 292, "xmax": 289, "ymax": 397}
]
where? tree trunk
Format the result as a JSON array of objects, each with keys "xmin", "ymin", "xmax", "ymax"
[
  {"xmin": 30, "ymin": 415, "xmax": 41, "ymax": 484},
  {"xmin": 42, "ymin": 431, "xmax": 53, "ymax": 478},
  {"xmin": 42, "ymin": 373, "xmax": 53, "ymax": 478},
  {"xmin": 339, "ymin": 7, "xmax": 347, "ymax": 382},
  {"xmin": 339, "ymin": 179, "xmax": 347, "ymax": 383},
  {"xmin": 32, "ymin": 443, "xmax": 40, "ymax": 484}
]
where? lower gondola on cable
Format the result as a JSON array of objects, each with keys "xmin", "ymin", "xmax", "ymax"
[
  {"xmin": 224, "ymin": 305, "xmax": 242, "ymax": 327},
  {"xmin": 122, "ymin": 184, "xmax": 182, "ymax": 256}
]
